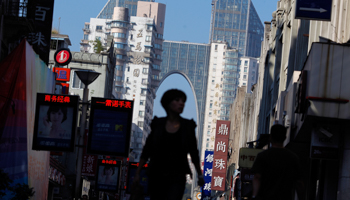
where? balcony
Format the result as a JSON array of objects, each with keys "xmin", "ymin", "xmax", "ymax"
[
  {"xmin": 80, "ymin": 39, "xmax": 89, "ymax": 45},
  {"xmin": 83, "ymin": 28, "xmax": 90, "ymax": 33}
]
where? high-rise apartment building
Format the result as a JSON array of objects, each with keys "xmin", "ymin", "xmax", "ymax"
[
  {"xmin": 238, "ymin": 57, "xmax": 259, "ymax": 93},
  {"xmin": 80, "ymin": 1, "xmax": 166, "ymax": 161},
  {"xmin": 210, "ymin": 0, "xmax": 263, "ymax": 57},
  {"xmin": 97, "ymin": 0, "xmax": 155, "ymax": 19}
]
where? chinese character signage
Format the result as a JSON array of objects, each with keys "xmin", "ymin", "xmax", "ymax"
[
  {"xmin": 96, "ymin": 159, "xmax": 121, "ymax": 192},
  {"xmin": 126, "ymin": 162, "xmax": 149, "ymax": 195},
  {"xmin": 211, "ymin": 120, "xmax": 230, "ymax": 191},
  {"xmin": 26, "ymin": 0, "xmax": 55, "ymax": 64},
  {"xmin": 238, "ymin": 148, "xmax": 263, "ymax": 168},
  {"xmin": 87, "ymin": 97, "xmax": 134, "ymax": 157},
  {"xmin": 202, "ymin": 151, "xmax": 214, "ymax": 199},
  {"xmin": 54, "ymin": 67, "xmax": 71, "ymax": 82},
  {"xmin": 32, "ymin": 93, "xmax": 79, "ymax": 152},
  {"xmin": 82, "ymin": 154, "xmax": 98, "ymax": 177}
]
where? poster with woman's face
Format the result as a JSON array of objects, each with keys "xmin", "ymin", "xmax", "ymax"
[{"xmin": 96, "ymin": 165, "xmax": 119, "ymax": 191}]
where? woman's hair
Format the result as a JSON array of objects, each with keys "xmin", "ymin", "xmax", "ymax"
[
  {"xmin": 103, "ymin": 166, "xmax": 115, "ymax": 175},
  {"xmin": 47, "ymin": 106, "xmax": 68, "ymax": 123},
  {"xmin": 160, "ymin": 89, "xmax": 187, "ymax": 112}
]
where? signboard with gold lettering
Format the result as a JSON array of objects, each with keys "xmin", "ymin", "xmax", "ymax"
[
  {"xmin": 87, "ymin": 97, "xmax": 134, "ymax": 156},
  {"xmin": 32, "ymin": 93, "xmax": 79, "ymax": 152}
]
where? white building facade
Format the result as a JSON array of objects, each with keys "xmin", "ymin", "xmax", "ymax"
[{"xmin": 238, "ymin": 57, "xmax": 259, "ymax": 93}]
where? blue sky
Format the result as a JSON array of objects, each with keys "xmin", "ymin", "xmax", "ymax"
[{"xmin": 52, "ymin": 0, "xmax": 278, "ymax": 122}]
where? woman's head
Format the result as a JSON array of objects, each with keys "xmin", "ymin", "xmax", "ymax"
[
  {"xmin": 103, "ymin": 166, "xmax": 115, "ymax": 176},
  {"xmin": 47, "ymin": 106, "xmax": 67, "ymax": 123},
  {"xmin": 160, "ymin": 89, "xmax": 187, "ymax": 114}
]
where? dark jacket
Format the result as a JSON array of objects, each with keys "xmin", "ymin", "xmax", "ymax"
[{"xmin": 140, "ymin": 116, "xmax": 200, "ymax": 176}]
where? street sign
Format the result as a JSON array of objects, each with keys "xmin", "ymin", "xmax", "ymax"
[
  {"xmin": 54, "ymin": 48, "xmax": 72, "ymax": 66},
  {"xmin": 295, "ymin": 0, "xmax": 332, "ymax": 21}
]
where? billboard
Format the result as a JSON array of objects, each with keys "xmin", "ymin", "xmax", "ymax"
[
  {"xmin": 96, "ymin": 159, "xmax": 121, "ymax": 192},
  {"xmin": 211, "ymin": 120, "xmax": 230, "ymax": 191},
  {"xmin": 32, "ymin": 93, "xmax": 78, "ymax": 152},
  {"xmin": 126, "ymin": 162, "xmax": 149, "ymax": 195},
  {"xmin": 87, "ymin": 98, "xmax": 134, "ymax": 156},
  {"xmin": 202, "ymin": 150, "xmax": 214, "ymax": 200}
]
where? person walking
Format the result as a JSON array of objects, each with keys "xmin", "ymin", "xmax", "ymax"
[
  {"xmin": 251, "ymin": 124, "xmax": 305, "ymax": 200},
  {"xmin": 133, "ymin": 89, "xmax": 204, "ymax": 200}
]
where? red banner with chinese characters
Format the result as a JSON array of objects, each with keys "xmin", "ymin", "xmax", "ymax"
[
  {"xmin": 82, "ymin": 154, "xmax": 98, "ymax": 177},
  {"xmin": 211, "ymin": 120, "xmax": 230, "ymax": 191}
]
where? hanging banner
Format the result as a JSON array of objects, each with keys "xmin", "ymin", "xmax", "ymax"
[
  {"xmin": 211, "ymin": 120, "xmax": 230, "ymax": 191},
  {"xmin": 96, "ymin": 159, "xmax": 121, "ymax": 192},
  {"xmin": 202, "ymin": 150, "xmax": 214, "ymax": 200},
  {"xmin": 87, "ymin": 98, "xmax": 134, "ymax": 157},
  {"xmin": 32, "ymin": 93, "xmax": 79, "ymax": 152}
]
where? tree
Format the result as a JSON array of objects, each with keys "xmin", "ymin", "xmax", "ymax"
[
  {"xmin": 0, "ymin": 169, "xmax": 35, "ymax": 200},
  {"xmin": 93, "ymin": 39, "xmax": 104, "ymax": 53}
]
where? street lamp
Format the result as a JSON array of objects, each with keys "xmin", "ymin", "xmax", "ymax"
[{"xmin": 75, "ymin": 70, "xmax": 100, "ymax": 199}]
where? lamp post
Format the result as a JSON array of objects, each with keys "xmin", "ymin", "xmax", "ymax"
[{"xmin": 75, "ymin": 70, "xmax": 100, "ymax": 199}]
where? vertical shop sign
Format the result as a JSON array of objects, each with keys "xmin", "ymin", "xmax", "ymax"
[
  {"xmin": 211, "ymin": 120, "xmax": 230, "ymax": 191},
  {"xmin": 26, "ymin": 0, "xmax": 55, "ymax": 64},
  {"xmin": 202, "ymin": 150, "xmax": 214, "ymax": 199}
]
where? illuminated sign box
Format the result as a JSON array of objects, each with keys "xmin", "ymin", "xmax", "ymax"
[
  {"xmin": 126, "ymin": 162, "xmax": 149, "ymax": 195},
  {"xmin": 96, "ymin": 159, "xmax": 121, "ymax": 192},
  {"xmin": 87, "ymin": 97, "xmax": 134, "ymax": 157},
  {"xmin": 32, "ymin": 93, "xmax": 79, "ymax": 152},
  {"xmin": 53, "ymin": 67, "xmax": 71, "ymax": 82}
]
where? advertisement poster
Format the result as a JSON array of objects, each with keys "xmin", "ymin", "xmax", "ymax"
[
  {"xmin": 126, "ymin": 162, "xmax": 149, "ymax": 195},
  {"xmin": 32, "ymin": 93, "xmax": 78, "ymax": 152},
  {"xmin": 96, "ymin": 160, "xmax": 121, "ymax": 192},
  {"xmin": 87, "ymin": 98, "xmax": 133, "ymax": 156}
]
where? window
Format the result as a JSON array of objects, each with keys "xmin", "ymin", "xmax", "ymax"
[
  {"xmin": 142, "ymin": 68, "xmax": 148, "ymax": 74},
  {"xmin": 147, "ymin": 25, "xmax": 153, "ymax": 31},
  {"xmin": 244, "ymin": 67, "xmax": 248, "ymax": 72},
  {"xmin": 115, "ymin": 87, "xmax": 122, "ymax": 92},
  {"xmin": 72, "ymin": 71, "xmax": 85, "ymax": 89},
  {"xmin": 83, "ymin": 34, "xmax": 89, "ymax": 40},
  {"xmin": 127, "ymin": 67, "xmax": 130, "ymax": 72},
  {"xmin": 95, "ymin": 36, "xmax": 101, "ymax": 41},
  {"xmin": 116, "ymin": 54, "xmax": 123, "ymax": 60},
  {"xmin": 215, "ymin": 45, "xmax": 218, "ymax": 50},
  {"xmin": 152, "ymin": 75, "xmax": 159, "ymax": 80},
  {"xmin": 141, "ymin": 89, "xmax": 147, "ymax": 95},
  {"xmin": 84, "ymin": 24, "xmax": 90, "ymax": 29},
  {"xmin": 113, "ymin": 32, "xmax": 126, "ymax": 38},
  {"xmin": 207, "ymin": 131, "xmax": 210, "ymax": 135},
  {"xmin": 243, "ymin": 83, "xmax": 246, "ymax": 86},
  {"xmin": 115, "ymin": 76, "xmax": 122, "ymax": 81},
  {"xmin": 153, "ymin": 64, "xmax": 160, "ymax": 70},
  {"xmin": 244, "ymin": 60, "xmax": 248, "ymax": 66},
  {"xmin": 138, "ymin": 121, "xmax": 144, "ymax": 127},
  {"xmin": 116, "ymin": 65, "xmax": 123, "ymax": 71},
  {"xmin": 96, "ymin": 26, "xmax": 103, "ymax": 31},
  {"xmin": 142, "ymin": 78, "xmax": 147, "ymax": 84},
  {"xmin": 243, "ymin": 75, "xmax": 247, "ymax": 80},
  {"xmin": 160, "ymin": 22, "xmax": 163, "ymax": 28},
  {"xmin": 206, "ymin": 143, "xmax": 209, "ymax": 147},
  {"xmin": 154, "ymin": 44, "xmax": 162, "ymax": 49},
  {"xmin": 143, "ymin": 57, "xmax": 150, "ymax": 63},
  {"xmin": 140, "ymin": 100, "xmax": 145, "ymax": 105},
  {"xmin": 114, "ymin": 43, "xmax": 125, "ymax": 49},
  {"xmin": 112, "ymin": 21, "xmax": 126, "ymax": 28},
  {"xmin": 145, "ymin": 47, "xmax": 151, "ymax": 53},
  {"xmin": 146, "ymin": 36, "xmax": 151, "ymax": 42},
  {"xmin": 207, "ymin": 138, "xmax": 210, "ymax": 141},
  {"xmin": 210, "ymin": 103, "xmax": 213, "ymax": 108},
  {"xmin": 139, "ymin": 111, "xmax": 144, "ymax": 117},
  {"xmin": 156, "ymin": 54, "xmax": 161, "ymax": 60}
]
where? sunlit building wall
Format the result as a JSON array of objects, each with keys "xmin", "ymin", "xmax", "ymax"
[{"xmin": 238, "ymin": 57, "xmax": 259, "ymax": 93}]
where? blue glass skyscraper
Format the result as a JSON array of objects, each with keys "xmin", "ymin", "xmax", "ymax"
[
  {"xmin": 210, "ymin": 0, "xmax": 263, "ymax": 57},
  {"xmin": 97, "ymin": 0, "xmax": 154, "ymax": 18}
]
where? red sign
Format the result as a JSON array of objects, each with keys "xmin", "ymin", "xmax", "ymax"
[
  {"xmin": 44, "ymin": 94, "xmax": 71, "ymax": 103},
  {"xmin": 54, "ymin": 67, "xmax": 71, "ymax": 82},
  {"xmin": 211, "ymin": 120, "xmax": 230, "ymax": 191},
  {"xmin": 96, "ymin": 100, "xmax": 132, "ymax": 109},
  {"xmin": 82, "ymin": 154, "xmax": 98, "ymax": 177},
  {"xmin": 54, "ymin": 48, "xmax": 72, "ymax": 65}
]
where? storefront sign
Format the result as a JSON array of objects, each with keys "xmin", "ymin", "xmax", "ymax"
[
  {"xmin": 311, "ymin": 128, "xmax": 339, "ymax": 159},
  {"xmin": 82, "ymin": 154, "xmax": 98, "ymax": 177},
  {"xmin": 238, "ymin": 148, "xmax": 263, "ymax": 168},
  {"xmin": 32, "ymin": 93, "xmax": 79, "ymax": 152},
  {"xmin": 54, "ymin": 67, "xmax": 71, "ymax": 82},
  {"xmin": 54, "ymin": 48, "xmax": 72, "ymax": 66},
  {"xmin": 202, "ymin": 150, "xmax": 214, "ymax": 199},
  {"xmin": 211, "ymin": 120, "xmax": 230, "ymax": 191},
  {"xmin": 87, "ymin": 98, "xmax": 134, "ymax": 157}
]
